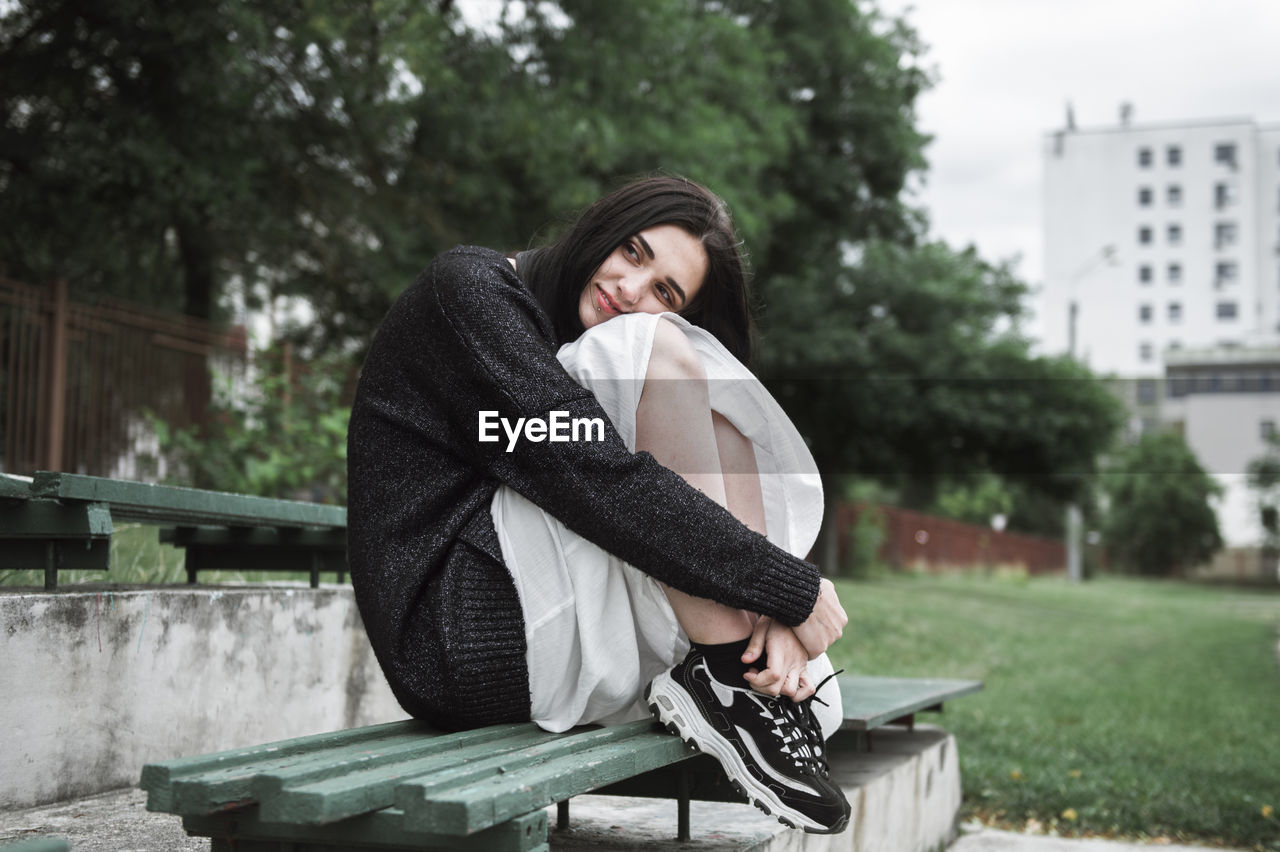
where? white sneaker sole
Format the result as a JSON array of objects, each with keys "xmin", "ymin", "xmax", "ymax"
[{"xmin": 644, "ymin": 670, "xmax": 848, "ymax": 834}]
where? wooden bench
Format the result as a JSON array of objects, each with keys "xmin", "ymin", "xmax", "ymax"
[
  {"xmin": 142, "ymin": 675, "xmax": 981, "ymax": 851},
  {"xmin": 0, "ymin": 471, "xmax": 346, "ymax": 590}
]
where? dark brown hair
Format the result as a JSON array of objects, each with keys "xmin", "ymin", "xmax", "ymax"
[{"xmin": 519, "ymin": 175, "xmax": 756, "ymax": 364}]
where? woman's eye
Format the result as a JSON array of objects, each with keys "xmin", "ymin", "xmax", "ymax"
[
  {"xmin": 657, "ymin": 284, "xmax": 672, "ymax": 304},
  {"xmin": 624, "ymin": 241, "xmax": 639, "ymax": 260}
]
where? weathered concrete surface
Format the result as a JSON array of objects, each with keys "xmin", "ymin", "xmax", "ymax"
[
  {"xmin": 0, "ymin": 786, "xmax": 202, "ymax": 852},
  {"xmin": 0, "ymin": 585, "xmax": 405, "ymax": 809},
  {"xmin": 0, "ymin": 726, "xmax": 961, "ymax": 851}
]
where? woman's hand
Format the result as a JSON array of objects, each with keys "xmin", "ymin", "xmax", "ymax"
[
  {"xmin": 740, "ymin": 616, "xmax": 816, "ymax": 701},
  {"xmin": 792, "ymin": 578, "xmax": 847, "ymax": 660}
]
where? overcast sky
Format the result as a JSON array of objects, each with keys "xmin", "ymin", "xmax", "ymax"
[{"xmin": 873, "ymin": 0, "xmax": 1280, "ymax": 287}]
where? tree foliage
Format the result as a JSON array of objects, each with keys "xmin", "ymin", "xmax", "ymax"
[
  {"xmin": 3, "ymin": 0, "xmax": 1123, "ymax": 515},
  {"xmin": 1102, "ymin": 432, "xmax": 1223, "ymax": 576},
  {"xmin": 1245, "ymin": 431, "xmax": 1280, "ymax": 552}
]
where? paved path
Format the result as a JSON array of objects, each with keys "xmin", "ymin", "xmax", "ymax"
[{"xmin": 952, "ymin": 825, "xmax": 1249, "ymax": 852}]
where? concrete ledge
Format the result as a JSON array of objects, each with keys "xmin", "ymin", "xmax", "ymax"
[
  {"xmin": 551, "ymin": 726, "xmax": 960, "ymax": 852},
  {"xmin": 0, "ymin": 586, "xmax": 404, "ymax": 809}
]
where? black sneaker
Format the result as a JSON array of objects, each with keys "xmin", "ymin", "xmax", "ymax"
[{"xmin": 644, "ymin": 649, "xmax": 851, "ymax": 834}]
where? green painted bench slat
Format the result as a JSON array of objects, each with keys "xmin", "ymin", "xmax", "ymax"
[
  {"xmin": 170, "ymin": 724, "xmax": 534, "ymax": 817},
  {"xmin": 142, "ymin": 720, "xmax": 430, "ymax": 812},
  {"xmin": 161, "ymin": 526, "xmax": 348, "ymax": 549},
  {"xmin": 0, "ymin": 500, "xmax": 113, "ymax": 538},
  {"xmin": 0, "ymin": 539, "xmax": 112, "ymax": 572},
  {"xmin": 31, "ymin": 471, "xmax": 346, "ymax": 528},
  {"xmin": 0, "ymin": 838, "xmax": 71, "ymax": 852},
  {"xmin": 839, "ymin": 676, "xmax": 983, "ymax": 731},
  {"xmin": 255, "ymin": 726, "xmax": 569, "ymax": 825},
  {"xmin": 0, "ymin": 473, "xmax": 34, "ymax": 500},
  {"xmin": 394, "ymin": 721, "xmax": 691, "ymax": 835}
]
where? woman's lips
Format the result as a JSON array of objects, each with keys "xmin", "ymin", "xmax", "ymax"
[{"xmin": 596, "ymin": 286, "xmax": 622, "ymax": 315}]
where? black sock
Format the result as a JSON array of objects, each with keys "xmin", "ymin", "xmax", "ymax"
[{"xmin": 692, "ymin": 637, "xmax": 767, "ymax": 686}]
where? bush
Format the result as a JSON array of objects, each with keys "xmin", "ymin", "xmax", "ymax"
[
  {"xmin": 845, "ymin": 503, "xmax": 891, "ymax": 579},
  {"xmin": 149, "ymin": 345, "xmax": 354, "ymax": 503},
  {"xmin": 1101, "ymin": 432, "xmax": 1222, "ymax": 576}
]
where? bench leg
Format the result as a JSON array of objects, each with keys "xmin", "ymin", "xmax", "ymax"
[
  {"xmin": 678, "ymin": 768, "xmax": 691, "ymax": 841},
  {"xmin": 556, "ymin": 799, "xmax": 569, "ymax": 831},
  {"xmin": 45, "ymin": 542, "xmax": 58, "ymax": 591}
]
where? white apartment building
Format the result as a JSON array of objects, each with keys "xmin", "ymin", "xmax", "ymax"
[
  {"xmin": 1041, "ymin": 116, "xmax": 1280, "ymax": 377},
  {"xmin": 1042, "ymin": 116, "xmax": 1280, "ymax": 552}
]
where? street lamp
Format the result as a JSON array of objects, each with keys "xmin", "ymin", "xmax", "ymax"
[
  {"xmin": 1068, "ymin": 244, "xmax": 1118, "ymax": 360},
  {"xmin": 1065, "ymin": 244, "xmax": 1116, "ymax": 582}
]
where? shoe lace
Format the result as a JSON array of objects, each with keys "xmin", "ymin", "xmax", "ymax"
[
  {"xmin": 752, "ymin": 669, "xmax": 843, "ymax": 778},
  {"xmin": 784, "ymin": 669, "xmax": 844, "ymax": 778}
]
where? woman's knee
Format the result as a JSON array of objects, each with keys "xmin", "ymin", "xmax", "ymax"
[{"xmin": 646, "ymin": 317, "xmax": 706, "ymax": 383}]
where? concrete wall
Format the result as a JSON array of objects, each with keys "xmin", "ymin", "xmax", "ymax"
[{"xmin": 0, "ymin": 586, "xmax": 405, "ymax": 809}]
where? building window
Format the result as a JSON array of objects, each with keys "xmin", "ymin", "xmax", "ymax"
[
  {"xmin": 1168, "ymin": 340, "xmax": 1182, "ymax": 351},
  {"xmin": 1214, "ymin": 142, "xmax": 1237, "ymax": 168},
  {"xmin": 1215, "ymin": 221, "xmax": 1238, "ymax": 248},
  {"xmin": 1216, "ymin": 261, "xmax": 1238, "ymax": 284},
  {"xmin": 1138, "ymin": 147, "xmax": 1153, "ymax": 167},
  {"xmin": 1168, "ymin": 262, "xmax": 1182, "ymax": 284},
  {"xmin": 1217, "ymin": 301, "xmax": 1238, "ymax": 320},
  {"xmin": 1167, "ymin": 224, "xmax": 1182, "ymax": 246},
  {"xmin": 1139, "ymin": 264, "xmax": 1153, "ymax": 284},
  {"xmin": 1167, "ymin": 145, "xmax": 1182, "ymax": 167},
  {"xmin": 1137, "ymin": 379, "xmax": 1157, "ymax": 404},
  {"xmin": 1167, "ymin": 184, "xmax": 1182, "ymax": 206},
  {"xmin": 1215, "ymin": 182, "xmax": 1237, "ymax": 209},
  {"xmin": 1139, "ymin": 303, "xmax": 1153, "ymax": 323},
  {"xmin": 1263, "ymin": 420, "xmax": 1277, "ymax": 441},
  {"xmin": 1138, "ymin": 187, "xmax": 1153, "ymax": 206},
  {"xmin": 1168, "ymin": 302, "xmax": 1182, "ymax": 323},
  {"xmin": 1138, "ymin": 226, "xmax": 1153, "ymax": 245},
  {"xmin": 1139, "ymin": 342, "xmax": 1153, "ymax": 361}
]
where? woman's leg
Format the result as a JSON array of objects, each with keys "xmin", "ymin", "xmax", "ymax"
[{"xmin": 635, "ymin": 319, "xmax": 765, "ymax": 644}]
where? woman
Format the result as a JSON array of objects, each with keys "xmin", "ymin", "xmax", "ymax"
[{"xmin": 347, "ymin": 175, "xmax": 850, "ymax": 833}]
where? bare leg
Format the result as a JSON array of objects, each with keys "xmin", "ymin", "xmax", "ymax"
[{"xmin": 636, "ymin": 320, "xmax": 765, "ymax": 644}]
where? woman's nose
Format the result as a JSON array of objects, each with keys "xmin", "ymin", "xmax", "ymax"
[{"xmin": 616, "ymin": 276, "xmax": 642, "ymax": 305}]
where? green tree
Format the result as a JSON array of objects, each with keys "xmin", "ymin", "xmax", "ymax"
[
  {"xmin": 760, "ymin": 240, "xmax": 1124, "ymax": 536},
  {"xmin": 1245, "ymin": 431, "xmax": 1280, "ymax": 559},
  {"xmin": 0, "ymin": 0, "xmax": 449, "ymax": 322},
  {"xmin": 1102, "ymin": 432, "xmax": 1223, "ymax": 576}
]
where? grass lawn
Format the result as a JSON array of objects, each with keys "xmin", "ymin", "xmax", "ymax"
[{"xmin": 826, "ymin": 574, "xmax": 1280, "ymax": 850}]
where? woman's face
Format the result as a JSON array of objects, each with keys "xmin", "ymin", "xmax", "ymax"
[{"xmin": 577, "ymin": 225, "xmax": 708, "ymax": 331}]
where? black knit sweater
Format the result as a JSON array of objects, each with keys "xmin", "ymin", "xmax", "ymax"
[{"xmin": 346, "ymin": 246, "xmax": 821, "ymax": 730}]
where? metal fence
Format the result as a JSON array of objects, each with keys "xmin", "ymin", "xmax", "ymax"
[{"xmin": 0, "ymin": 276, "xmax": 247, "ymax": 479}]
